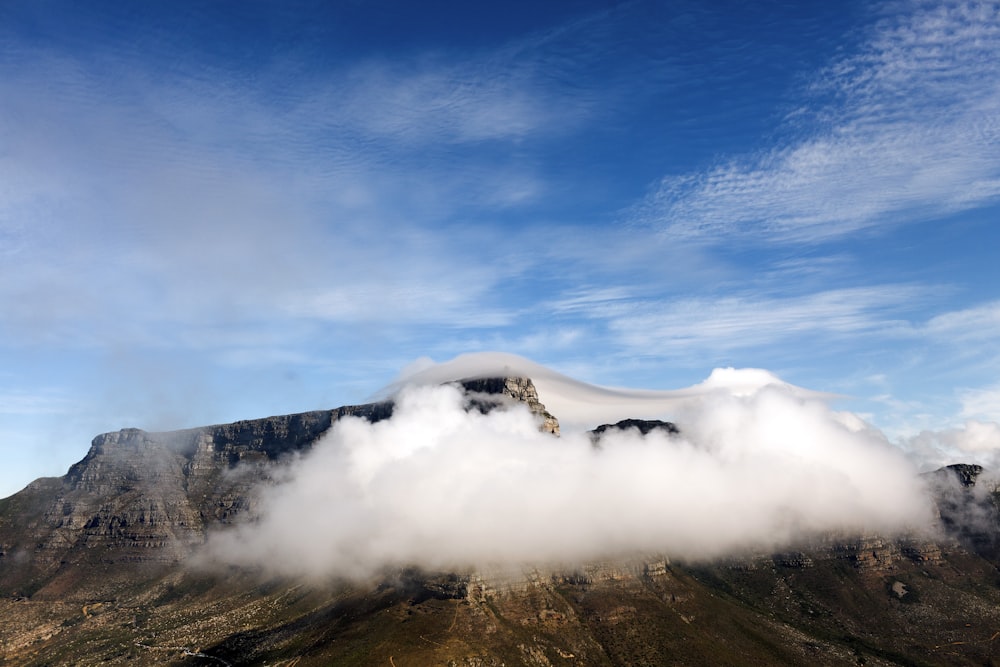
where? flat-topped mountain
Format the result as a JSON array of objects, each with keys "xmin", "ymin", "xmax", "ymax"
[{"xmin": 3, "ymin": 377, "xmax": 1000, "ymax": 666}]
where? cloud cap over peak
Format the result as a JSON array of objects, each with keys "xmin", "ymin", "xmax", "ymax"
[{"xmin": 201, "ymin": 361, "xmax": 935, "ymax": 580}]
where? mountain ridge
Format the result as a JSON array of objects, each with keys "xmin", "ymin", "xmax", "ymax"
[{"xmin": 3, "ymin": 376, "xmax": 1000, "ymax": 665}]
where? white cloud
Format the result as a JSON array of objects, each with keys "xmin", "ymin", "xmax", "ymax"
[
  {"xmin": 0, "ymin": 390, "xmax": 76, "ymax": 416},
  {"xmin": 960, "ymin": 384, "xmax": 1000, "ymax": 421},
  {"xmin": 925, "ymin": 301, "xmax": 1000, "ymax": 340},
  {"xmin": 201, "ymin": 371, "xmax": 933, "ymax": 580},
  {"xmin": 547, "ymin": 287, "xmax": 638, "ymax": 315},
  {"xmin": 903, "ymin": 420, "xmax": 1000, "ymax": 471},
  {"xmin": 282, "ymin": 283, "xmax": 514, "ymax": 328},
  {"xmin": 0, "ymin": 26, "xmax": 595, "ymax": 359},
  {"xmin": 317, "ymin": 60, "xmax": 561, "ymax": 145},
  {"xmin": 634, "ymin": 0, "xmax": 1000, "ymax": 243},
  {"xmin": 602, "ymin": 286, "xmax": 921, "ymax": 356}
]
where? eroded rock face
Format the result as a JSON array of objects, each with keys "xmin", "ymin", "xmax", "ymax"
[
  {"xmin": 935, "ymin": 463, "xmax": 984, "ymax": 488},
  {"xmin": 459, "ymin": 377, "xmax": 560, "ymax": 435}
]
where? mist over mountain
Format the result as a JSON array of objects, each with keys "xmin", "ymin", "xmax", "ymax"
[
  {"xmin": 201, "ymin": 358, "xmax": 933, "ymax": 580},
  {"xmin": 4, "ymin": 355, "xmax": 1000, "ymax": 665}
]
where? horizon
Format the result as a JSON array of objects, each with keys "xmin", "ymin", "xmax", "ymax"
[{"xmin": 2, "ymin": 0, "xmax": 1000, "ymax": 498}]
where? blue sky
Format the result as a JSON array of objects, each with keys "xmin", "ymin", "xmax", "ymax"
[{"xmin": 2, "ymin": 0, "xmax": 999, "ymax": 497}]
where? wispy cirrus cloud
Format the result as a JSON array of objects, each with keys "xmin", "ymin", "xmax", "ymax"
[
  {"xmin": 0, "ymin": 35, "xmax": 571, "ymax": 353},
  {"xmin": 307, "ymin": 59, "xmax": 573, "ymax": 146},
  {"xmin": 0, "ymin": 390, "xmax": 76, "ymax": 416},
  {"xmin": 915, "ymin": 301, "xmax": 1000, "ymax": 378},
  {"xmin": 282, "ymin": 282, "xmax": 515, "ymax": 329},
  {"xmin": 633, "ymin": 0, "xmax": 1000, "ymax": 244},
  {"xmin": 960, "ymin": 388, "xmax": 1000, "ymax": 423},
  {"xmin": 593, "ymin": 286, "xmax": 924, "ymax": 356},
  {"xmin": 924, "ymin": 300, "xmax": 1000, "ymax": 340}
]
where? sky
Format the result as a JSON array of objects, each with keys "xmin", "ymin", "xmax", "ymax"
[{"xmin": 2, "ymin": 0, "xmax": 1000, "ymax": 499}]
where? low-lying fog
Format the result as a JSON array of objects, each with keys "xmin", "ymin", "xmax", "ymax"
[{"xmin": 200, "ymin": 353, "xmax": 974, "ymax": 580}]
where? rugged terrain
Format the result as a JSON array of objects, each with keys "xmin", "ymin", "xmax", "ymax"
[{"xmin": 2, "ymin": 378, "xmax": 1000, "ymax": 666}]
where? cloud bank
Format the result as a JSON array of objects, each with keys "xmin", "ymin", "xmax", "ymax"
[{"xmin": 201, "ymin": 355, "xmax": 935, "ymax": 580}]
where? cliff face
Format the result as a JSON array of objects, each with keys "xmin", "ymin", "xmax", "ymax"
[
  {"xmin": 459, "ymin": 377, "xmax": 560, "ymax": 434},
  {"xmin": 0, "ymin": 405, "xmax": 383, "ymax": 597},
  {"xmin": 928, "ymin": 463, "xmax": 1000, "ymax": 561}
]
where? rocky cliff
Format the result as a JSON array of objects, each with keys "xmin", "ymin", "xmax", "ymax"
[
  {"xmin": 0, "ymin": 379, "xmax": 556, "ymax": 600},
  {"xmin": 459, "ymin": 376, "xmax": 560, "ymax": 434}
]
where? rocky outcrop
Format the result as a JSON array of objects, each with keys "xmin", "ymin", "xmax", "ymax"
[
  {"xmin": 459, "ymin": 377, "xmax": 560, "ymax": 434},
  {"xmin": 933, "ymin": 463, "xmax": 984, "ymax": 487},
  {"xmin": 590, "ymin": 418, "xmax": 678, "ymax": 444}
]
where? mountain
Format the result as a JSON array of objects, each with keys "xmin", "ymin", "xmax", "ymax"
[{"xmin": 2, "ymin": 378, "xmax": 1000, "ymax": 666}]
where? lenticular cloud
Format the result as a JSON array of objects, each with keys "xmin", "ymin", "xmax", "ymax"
[{"xmin": 201, "ymin": 355, "xmax": 934, "ymax": 580}]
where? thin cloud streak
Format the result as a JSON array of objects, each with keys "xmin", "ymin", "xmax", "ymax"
[
  {"xmin": 594, "ymin": 286, "xmax": 924, "ymax": 356},
  {"xmin": 0, "ymin": 391, "xmax": 76, "ymax": 416},
  {"xmin": 924, "ymin": 300, "xmax": 1000, "ymax": 340},
  {"xmin": 960, "ymin": 384, "xmax": 1000, "ymax": 422}
]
